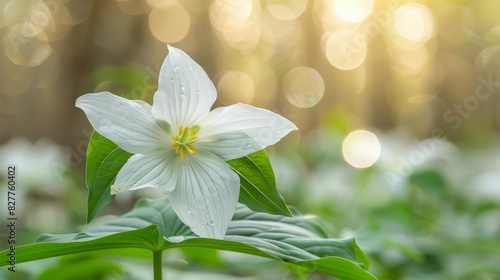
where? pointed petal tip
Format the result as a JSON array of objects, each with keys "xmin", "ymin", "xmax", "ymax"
[
  {"xmin": 75, "ymin": 93, "xmax": 91, "ymax": 108},
  {"xmin": 75, "ymin": 92, "xmax": 110, "ymax": 108},
  {"xmin": 166, "ymin": 44, "xmax": 181, "ymax": 55},
  {"xmin": 154, "ymin": 44, "xmax": 217, "ymax": 128},
  {"xmin": 288, "ymin": 119, "xmax": 299, "ymax": 131}
]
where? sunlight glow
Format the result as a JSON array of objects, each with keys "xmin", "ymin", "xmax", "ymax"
[
  {"xmin": 333, "ymin": 0, "xmax": 374, "ymax": 23},
  {"xmin": 391, "ymin": 3, "xmax": 435, "ymax": 47},
  {"xmin": 324, "ymin": 29, "xmax": 367, "ymax": 70},
  {"xmin": 209, "ymin": 0, "xmax": 260, "ymax": 51},
  {"xmin": 342, "ymin": 130, "xmax": 381, "ymax": 168},
  {"xmin": 266, "ymin": 0, "xmax": 307, "ymax": 20}
]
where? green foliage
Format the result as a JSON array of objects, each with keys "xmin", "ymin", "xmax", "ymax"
[
  {"xmin": 35, "ymin": 256, "xmax": 124, "ymax": 280},
  {"xmin": 0, "ymin": 198, "xmax": 376, "ymax": 280},
  {"xmin": 227, "ymin": 149, "xmax": 292, "ymax": 216},
  {"xmin": 85, "ymin": 131, "xmax": 132, "ymax": 222},
  {"xmin": 86, "ymin": 132, "xmax": 292, "ymax": 221},
  {"xmin": 273, "ymin": 127, "xmax": 500, "ymax": 279}
]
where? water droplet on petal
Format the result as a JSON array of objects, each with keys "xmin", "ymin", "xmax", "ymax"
[
  {"xmin": 187, "ymin": 209, "xmax": 191, "ymax": 214},
  {"xmin": 276, "ymin": 130, "xmax": 281, "ymax": 134},
  {"xmin": 170, "ymin": 78, "xmax": 174, "ymax": 84},
  {"xmin": 166, "ymin": 91, "xmax": 170, "ymax": 95},
  {"xmin": 180, "ymin": 86, "xmax": 185, "ymax": 91},
  {"xmin": 173, "ymin": 66, "xmax": 179, "ymax": 72},
  {"xmin": 210, "ymin": 221, "xmax": 214, "ymax": 226},
  {"xmin": 196, "ymin": 89, "xmax": 200, "ymax": 94}
]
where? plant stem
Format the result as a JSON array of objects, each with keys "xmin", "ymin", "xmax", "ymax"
[{"xmin": 153, "ymin": 250, "xmax": 163, "ymax": 280}]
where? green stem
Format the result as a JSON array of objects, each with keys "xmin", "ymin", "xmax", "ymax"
[{"xmin": 153, "ymin": 250, "xmax": 163, "ymax": 280}]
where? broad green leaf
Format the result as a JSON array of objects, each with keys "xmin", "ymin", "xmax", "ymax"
[
  {"xmin": 0, "ymin": 198, "xmax": 376, "ymax": 280},
  {"xmin": 36, "ymin": 257, "xmax": 124, "ymax": 280},
  {"xmin": 86, "ymin": 131, "xmax": 132, "ymax": 223},
  {"xmin": 227, "ymin": 149, "xmax": 292, "ymax": 217}
]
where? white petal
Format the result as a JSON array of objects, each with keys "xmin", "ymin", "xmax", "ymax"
[
  {"xmin": 196, "ymin": 104, "xmax": 297, "ymax": 160},
  {"xmin": 112, "ymin": 153, "xmax": 179, "ymax": 194},
  {"xmin": 76, "ymin": 92, "xmax": 170, "ymax": 155},
  {"xmin": 152, "ymin": 45, "xmax": 216, "ymax": 130},
  {"xmin": 169, "ymin": 152, "xmax": 240, "ymax": 239}
]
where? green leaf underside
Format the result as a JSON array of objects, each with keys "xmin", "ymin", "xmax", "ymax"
[
  {"xmin": 86, "ymin": 131, "xmax": 132, "ymax": 223},
  {"xmin": 1, "ymin": 198, "xmax": 376, "ymax": 280},
  {"xmin": 227, "ymin": 149, "xmax": 292, "ymax": 217}
]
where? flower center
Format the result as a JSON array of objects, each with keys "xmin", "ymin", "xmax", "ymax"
[{"xmin": 171, "ymin": 125, "xmax": 199, "ymax": 160}]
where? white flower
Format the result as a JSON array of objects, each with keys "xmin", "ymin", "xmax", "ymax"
[{"xmin": 76, "ymin": 46, "xmax": 297, "ymax": 239}]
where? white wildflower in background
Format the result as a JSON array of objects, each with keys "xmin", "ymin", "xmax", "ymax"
[{"xmin": 76, "ymin": 46, "xmax": 296, "ymax": 239}]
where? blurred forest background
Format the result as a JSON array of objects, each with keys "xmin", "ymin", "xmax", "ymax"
[{"xmin": 1, "ymin": 0, "xmax": 500, "ymax": 279}]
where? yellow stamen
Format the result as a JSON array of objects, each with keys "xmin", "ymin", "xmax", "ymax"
[{"xmin": 171, "ymin": 125, "xmax": 199, "ymax": 160}]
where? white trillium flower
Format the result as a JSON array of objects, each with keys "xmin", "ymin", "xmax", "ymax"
[{"xmin": 76, "ymin": 46, "xmax": 297, "ymax": 239}]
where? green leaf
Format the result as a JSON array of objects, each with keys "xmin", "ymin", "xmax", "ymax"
[
  {"xmin": 90, "ymin": 64, "xmax": 153, "ymax": 89},
  {"xmin": 86, "ymin": 131, "xmax": 133, "ymax": 223},
  {"xmin": 36, "ymin": 257, "xmax": 124, "ymax": 280},
  {"xmin": 0, "ymin": 198, "xmax": 376, "ymax": 280},
  {"xmin": 86, "ymin": 132, "xmax": 290, "ymax": 220},
  {"xmin": 409, "ymin": 169, "xmax": 448, "ymax": 193},
  {"xmin": 227, "ymin": 149, "xmax": 292, "ymax": 217}
]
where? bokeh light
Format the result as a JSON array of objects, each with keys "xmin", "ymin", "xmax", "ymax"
[
  {"xmin": 209, "ymin": 0, "xmax": 260, "ymax": 51},
  {"xmin": 217, "ymin": 71, "xmax": 255, "ymax": 105},
  {"xmin": 284, "ymin": 66, "xmax": 324, "ymax": 108},
  {"xmin": 342, "ymin": 130, "xmax": 381, "ymax": 168},
  {"xmin": 148, "ymin": 2, "xmax": 190, "ymax": 43},
  {"xmin": 39, "ymin": 1, "xmax": 73, "ymax": 42},
  {"xmin": 1, "ymin": 1, "xmax": 500, "ymax": 279},
  {"xmin": 390, "ymin": 3, "xmax": 435, "ymax": 48},
  {"xmin": 116, "ymin": 0, "xmax": 149, "ymax": 15},
  {"xmin": 3, "ymin": 23, "xmax": 52, "ymax": 66},
  {"xmin": 266, "ymin": 0, "xmax": 307, "ymax": 21},
  {"xmin": 475, "ymin": 46, "xmax": 500, "ymax": 72},
  {"xmin": 324, "ymin": 29, "xmax": 367, "ymax": 70},
  {"xmin": 390, "ymin": 46, "xmax": 431, "ymax": 75},
  {"xmin": 333, "ymin": 0, "xmax": 374, "ymax": 23}
]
